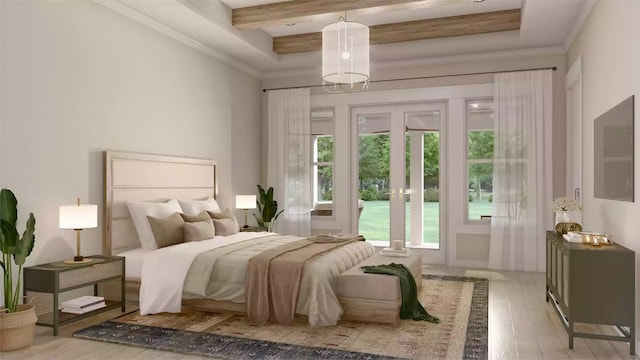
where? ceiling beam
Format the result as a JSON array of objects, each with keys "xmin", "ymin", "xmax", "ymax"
[
  {"xmin": 232, "ymin": 0, "xmax": 473, "ymax": 30},
  {"xmin": 273, "ymin": 9, "xmax": 521, "ymax": 54}
]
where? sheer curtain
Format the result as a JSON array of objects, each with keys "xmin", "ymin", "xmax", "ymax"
[
  {"xmin": 489, "ymin": 70, "xmax": 553, "ymax": 272},
  {"xmin": 267, "ymin": 89, "xmax": 311, "ymax": 237}
]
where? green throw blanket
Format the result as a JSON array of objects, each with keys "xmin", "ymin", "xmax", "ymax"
[{"xmin": 361, "ymin": 263, "xmax": 440, "ymax": 323}]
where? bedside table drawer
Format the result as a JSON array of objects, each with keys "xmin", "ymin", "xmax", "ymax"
[{"xmin": 59, "ymin": 261, "xmax": 122, "ymax": 289}]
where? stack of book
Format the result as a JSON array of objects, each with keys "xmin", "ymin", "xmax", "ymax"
[
  {"xmin": 61, "ymin": 296, "xmax": 106, "ymax": 314},
  {"xmin": 380, "ymin": 247, "xmax": 411, "ymax": 257}
]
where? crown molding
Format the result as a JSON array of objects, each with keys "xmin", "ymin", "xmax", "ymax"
[
  {"xmin": 93, "ymin": 0, "xmax": 262, "ymax": 78},
  {"xmin": 262, "ymin": 46, "xmax": 565, "ymax": 80},
  {"xmin": 563, "ymin": 0, "xmax": 596, "ymax": 51}
]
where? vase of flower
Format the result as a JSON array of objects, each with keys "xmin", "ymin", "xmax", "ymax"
[
  {"xmin": 555, "ymin": 210, "xmax": 574, "ymax": 225},
  {"xmin": 551, "ymin": 196, "xmax": 582, "ymax": 228}
]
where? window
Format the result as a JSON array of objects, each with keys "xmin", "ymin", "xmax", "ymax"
[
  {"xmin": 311, "ymin": 109, "xmax": 334, "ymax": 217},
  {"xmin": 466, "ymin": 99, "xmax": 494, "ymax": 221}
]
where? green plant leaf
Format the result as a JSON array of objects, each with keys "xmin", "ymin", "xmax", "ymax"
[
  {"xmin": 273, "ymin": 209, "xmax": 284, "ymax": 223},
  {"xmin": 257, "ymin": 185, "xmax": 266, "ymax": 200},
  {"xmin": 13, "ymin": 213, "xmax": 35, "ymax": 266},
  {"xmin": 266, "ymin": 187, "xmax": 273, "ymax": 202},
  {"xmin": 0, "ymin": 219, "xmax": 18, "ymax": 255},
  {"xmin": 253, "ymin": 213, "xmax": 265, "ymax": 227},
  {"xmin": 0, "ymin": 189, "xmax": 17, "ymax": 227}
]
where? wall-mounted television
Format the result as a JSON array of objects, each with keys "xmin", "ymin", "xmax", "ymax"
[{"xmin": 594, "ymin": 95, "xmax": 634, "ymax": 202}]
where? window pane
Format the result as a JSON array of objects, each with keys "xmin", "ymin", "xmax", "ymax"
[
  {"xmin": 358, "ymin": 114, "xmax": 391, "ymax": 241},
  {"xmin": 317, "ymin": 136, "xmax": 333, "ymax": 162},
  {"xmin": 311, "ymin": 108, "xmax": 334, "ymax": 217},
  {"xmin": 468, "ymin": 163, "xmax": 494, "ymax": 220},
  {"xmin": 423, "ymin": 132, "xmax": 440, "ymax": 244},
  {"xmin": 315, "ymin": 165, "xmax": 333, "ymax": 201},
  {"xmin": 466, "ymin": 98, "xmax": 494, "ymax": 221},
  {"xmin": 468, "ymin": 130, "xmax": 494, "ymax": 160}
]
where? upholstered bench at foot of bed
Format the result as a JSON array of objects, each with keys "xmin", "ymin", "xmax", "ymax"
[{"xmin": 336, "ymin": 252, "xmax": 422, "ymax": 324}]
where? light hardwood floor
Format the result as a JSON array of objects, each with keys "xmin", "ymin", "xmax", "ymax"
[{"xmin": 3, "ymin": 265, "xmax": 637, "ymax": 360}]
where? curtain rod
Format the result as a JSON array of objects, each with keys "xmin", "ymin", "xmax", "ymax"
[{"xmin": 262, "ymin": 66, "xmax": 558, "ymax": 92}]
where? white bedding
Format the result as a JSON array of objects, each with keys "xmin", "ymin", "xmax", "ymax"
[
  {"xmin": 139, "ymin": 232, "xmax": 374, "ymax": 326},
  {"xmin": 115, "ymin": 247, "xmax": 150, "ymax": 279},
  {"xmin": 139, "ymin": 232, "xmax": 263, "ymax": 315}
]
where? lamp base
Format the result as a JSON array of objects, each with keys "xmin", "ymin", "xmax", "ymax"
[{"xmin": 63, "ymin": 257, "xmax": 93, "ymax": 264}]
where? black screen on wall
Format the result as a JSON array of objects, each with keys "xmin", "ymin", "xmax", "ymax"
[{"xmin": 594, "ymin": 95, "xmax": 635, "ymax": 202}]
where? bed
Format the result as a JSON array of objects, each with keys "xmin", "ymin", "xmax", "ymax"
[{"xmin": 104, "ymin": 151, "xmax": 374, "ymax": 326}]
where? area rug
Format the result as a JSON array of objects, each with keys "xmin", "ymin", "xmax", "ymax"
[{"xmin": 74, "ymin": 275, "xmax": 487, "ymax": 360}]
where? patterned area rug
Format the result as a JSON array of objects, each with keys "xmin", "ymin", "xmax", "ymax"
[{"xmin": 74, "ymin": 275, "xmax": 487, "ymax": 360}]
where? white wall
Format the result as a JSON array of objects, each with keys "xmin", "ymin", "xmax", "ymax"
[
  {"xmin": 0, "ymin": 0, "xmax": 261, "ymax": 277},
  {"xmin": 567, "ymin": 0, "xmax": 640, "ymax": 350}
]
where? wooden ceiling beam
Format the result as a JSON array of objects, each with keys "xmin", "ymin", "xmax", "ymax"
[
  {"xmin": 273, "ymin": 9, "xmax": 521, "ymax": 54},
  {"xmin": 232, "ymin": 0, "xmax": 473, "ymax": 30}
]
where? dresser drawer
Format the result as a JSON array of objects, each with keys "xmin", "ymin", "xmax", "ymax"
[{"xmin": 59, "ymin": 260, "xmax": 122, "ymax": 289}]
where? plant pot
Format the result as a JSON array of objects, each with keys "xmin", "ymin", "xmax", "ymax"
[{"xmin": 0, "ymin": 304, "xmax": 37, "ymax": 352}]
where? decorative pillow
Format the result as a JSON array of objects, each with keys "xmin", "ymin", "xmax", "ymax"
[
  {"xmin": 184, "ymin": 219, "xmax": 215, "ymax": 242},
  {"xmin": 178, "ymin": 196, "xmax": 220, "ymax": 216},
  {"xmin": 180, "ymin": 210, "xmax": 211, "ymax": 223},
  {"xmin": 127, "ymin": 199, "xmax": 183, "ymax": 250},
  {"xmin": 212, "ymin": 218, "xmax": 239, "ymax": 236},
  {"xmin": 207, "ymin": 208, "xmax": 240, "ymax": 235},
  {"xmin": 147, "ymin": 213, "xmax": 185, "ymax": 248}
]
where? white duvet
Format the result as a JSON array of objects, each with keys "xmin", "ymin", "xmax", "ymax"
[{"xmin": 139, "ymin": 232, "xmax": 374, "ymax": 326}]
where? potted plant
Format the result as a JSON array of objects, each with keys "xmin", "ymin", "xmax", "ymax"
[
  {"xmin": 0, "ymin": 188, "xmax": 37, "ymax": 352},
  {"xmin": 253, "ymin": 185, "xmax": 284, "ymax": 232}
]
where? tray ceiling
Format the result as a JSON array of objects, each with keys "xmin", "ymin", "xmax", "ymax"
[{"xmin": 96, "ymin": 0, "xmax": 590, "ymax": 77}]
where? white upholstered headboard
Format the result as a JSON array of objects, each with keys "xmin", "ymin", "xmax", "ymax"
[{"xmin": 103, "ymin": 151, "xmax": 217, "ymax": 255}]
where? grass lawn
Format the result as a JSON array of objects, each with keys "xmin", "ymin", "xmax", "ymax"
[{"xmin": 358, "ymin": 199, "xmax": 493, "ymax": 244}]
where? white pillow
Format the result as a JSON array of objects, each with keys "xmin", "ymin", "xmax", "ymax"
[
  {"xmin": 177, "ymin": 196, "xmax": 220, "ymax": 216},
  {"xmin": 126, "ymin": 199, "xmax": 183, "ymax": 250}
]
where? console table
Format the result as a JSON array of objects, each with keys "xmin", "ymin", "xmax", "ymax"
[{"xmin": 546, "ymin": 231, "xmax": 635, "ymax": 355}]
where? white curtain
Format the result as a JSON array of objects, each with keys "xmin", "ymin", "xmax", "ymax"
[
  {"xmin": 267, "ymin": 88, "xmax": 311, "ymax": 237},
  {"xmin": 489, "ymin": 70, "xmax": 553, "ymax": 271}
]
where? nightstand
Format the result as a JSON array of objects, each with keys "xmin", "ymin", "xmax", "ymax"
[
  {"xmin": 23, "ymin": 255, "xmax": 125, "ymax": 335},
  {"xmin": 240, "ymin": 226, "xmax": 268, "ymax": 232}
]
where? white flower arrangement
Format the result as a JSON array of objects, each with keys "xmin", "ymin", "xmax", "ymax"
[{"xmin": 551, "ymin": 196, "xmax": 582, "ymax": 212}]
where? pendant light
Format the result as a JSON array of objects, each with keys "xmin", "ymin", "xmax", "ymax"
[{"xmin": 322, "ymin": 17, "xmax": 369, "ymax": 93}]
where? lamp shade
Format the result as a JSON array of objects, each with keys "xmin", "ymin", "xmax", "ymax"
[
  {"xmin": 322, "ymin": 18, "xmax": 369, "ymax": 87},
  {"xmin": 59, "ymin": 204, "xmax": 98, "ymax": 229},
  {"xmin": 235, "ymin": 195, "xmax": 256, "ymax": 209}
]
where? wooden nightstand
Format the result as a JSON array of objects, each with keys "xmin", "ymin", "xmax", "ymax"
[
  {"xmin": 240, "ymin": 226, "xmax": 268, "ymax": 232},
  {"xmin": 23, "ymin": 255, "xmax": 125, "ymax": 335}
]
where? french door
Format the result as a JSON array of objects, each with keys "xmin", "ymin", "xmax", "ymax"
[{"xmin": 351, "ymin": 102, "xmax": 446, "ymax": 255}]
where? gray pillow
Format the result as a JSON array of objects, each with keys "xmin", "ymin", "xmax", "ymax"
[
  {"xmin": 147, "ymin": 212, "xmax": 185, "ymax": 248},
  {"xmin": 184, "ymin": 219, "xmax": 215, "ymax": 242},
  {"xmin": 180, "ymin": 210, "xmax": 211, "ymax": 223},
  {"xmin": 207, "ymin": 208, "xmax": 240, "ymax": 234},
  {"xmin": 212, "ymin": 218, "xmax": 239, "ymax": 236}
]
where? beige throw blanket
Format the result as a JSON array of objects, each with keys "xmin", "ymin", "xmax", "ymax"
[
  {"xmin": 246, "ymin": 238, "xmax": 357, "ymax": 326},
  {"xmin": 311, "ymin": 233, "xmax": 365, "ymax": 243}
]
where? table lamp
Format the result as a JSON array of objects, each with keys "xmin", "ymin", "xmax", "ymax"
[
  {"xmin": 235, "ymin": 195, "xmax": 256, "ymax": 228},
  {"xmin": 59, "ymin": 198, "xmax": 98, "ymax": 264}
]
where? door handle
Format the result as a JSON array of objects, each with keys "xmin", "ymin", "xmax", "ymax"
[
  {"xmin": 390, "ymin": 188, "xmax": 396, "ymax": 199},
  {"xmin": 574, "ymin": 188, "xmax": 581, "ymax": 202}
]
